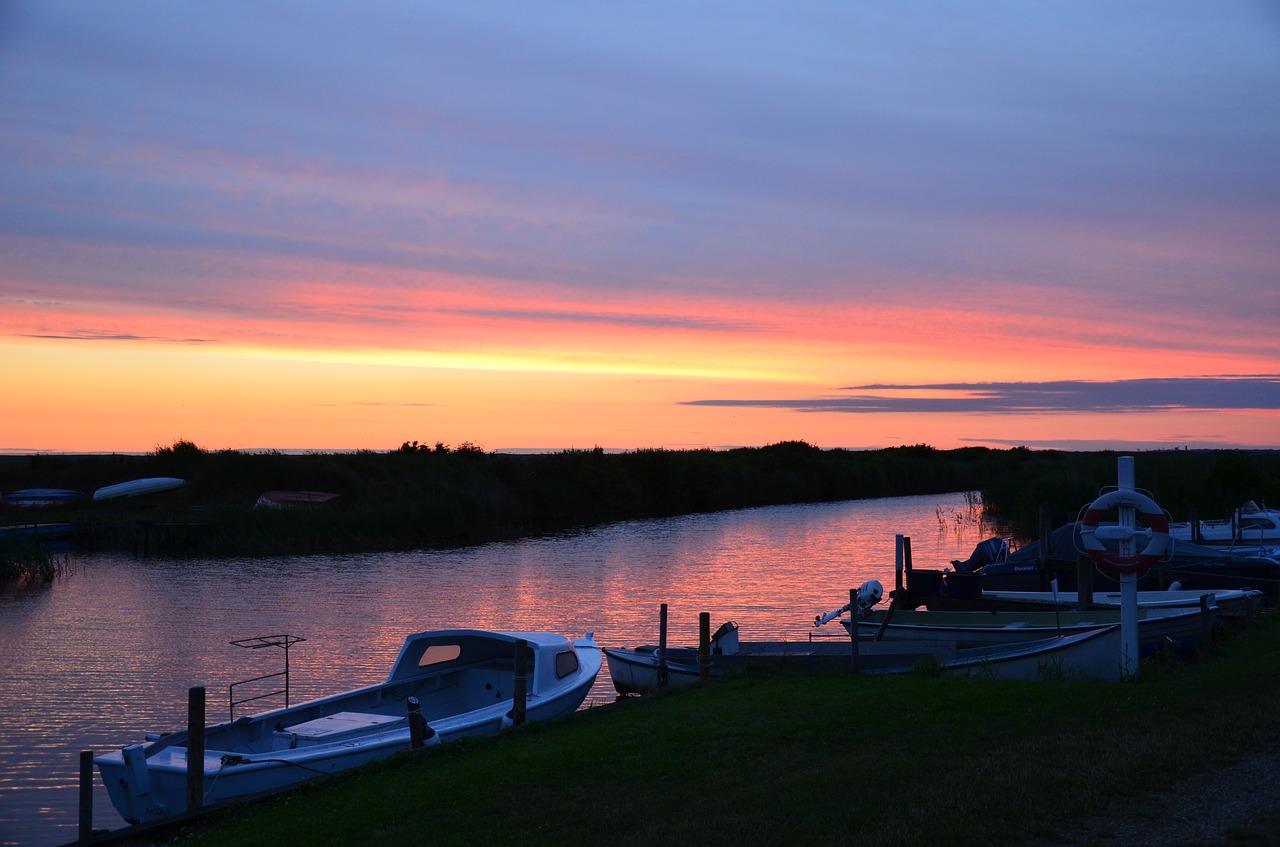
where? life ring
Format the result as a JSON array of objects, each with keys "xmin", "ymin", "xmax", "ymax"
[{"xmin": 1079, "ymin": 489, "xmax": 1170, "ymax": 574}]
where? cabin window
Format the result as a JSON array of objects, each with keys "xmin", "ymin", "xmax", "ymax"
[
  {"xmin": 418, "ymin": 644, "xmax": 463, "ymax": 667},
  {"xmin": 554, "ymin": 650, "xmax": 579, "ymax": 679}
]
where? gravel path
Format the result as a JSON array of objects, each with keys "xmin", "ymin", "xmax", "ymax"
[{"xmin": 1033, "ymin": 740, "xmax": 1280, "ymax": 846}]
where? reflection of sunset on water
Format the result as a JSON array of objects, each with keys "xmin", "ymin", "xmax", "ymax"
[{"xmin": 0, "ymin": 493, "xmax": 984, "ymax": 845}]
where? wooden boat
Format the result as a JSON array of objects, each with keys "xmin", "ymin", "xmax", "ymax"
[
  {"xmin": 254, "ymin": 490, "xmax": 341, "ymax": 509},
  {"xmin": 1169, "ymin": 501, "xmax": 1280, "ymax": 547},
  {"xmin": 845, "ymin": 605, "xmax": 1214, "ymax": 657},
  {"xmin": 603, "ymin": 623, "xmax": 1122, "ymax": 694},
  {"xmin": 92, "ymin": 477, "xmax": 185, "ymax": 502},
  {"xmin": 95, "ymin": 629, "xmax": 601, "ymax": 823}
]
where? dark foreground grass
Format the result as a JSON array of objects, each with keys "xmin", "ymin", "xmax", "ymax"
[{"xmin": 170, "ymin": 615, "xmax": 1280, "ymax": 847}]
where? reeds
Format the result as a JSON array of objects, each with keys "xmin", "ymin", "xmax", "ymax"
[{"xmin": 0, "ymin": 539, "xmax": 63, "ymax": 585}]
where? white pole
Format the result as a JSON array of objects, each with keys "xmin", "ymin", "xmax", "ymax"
[{"xmin": 1117, "ymin": 456, "xmax": 1139, "ymax": 678}]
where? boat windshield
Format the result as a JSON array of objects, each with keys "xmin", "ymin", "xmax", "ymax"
[{"xmin": 418, "ymin": 644, "xmax": 463, "ymax": 667}]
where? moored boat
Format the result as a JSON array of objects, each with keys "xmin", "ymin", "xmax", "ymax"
[
  {"xmin": 603, "ymin": 622, "xmax": 1122, "ymax": 694},
  {"xmin": 1, "ymin": 488, "xmax": 85, "ymax": 510},
  {"xmin": 844, "ymin": 605, "xmax": 1214, "ymax": 657},
  {"xmin": 95, "ymin": 629, "xmax": 601, "ymax": 823},
  {"xmin": 921, "ymin": 587, "xmax": 1263, "ymax": 623},
  {"xmin": 254, "ymin": 490, "xmax": 341, "ymax": 509},
  {"xmin": 1169, "ymin": 501, "xmax": 1280, "ymax": 547}
]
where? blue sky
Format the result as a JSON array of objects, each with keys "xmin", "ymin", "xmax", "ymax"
[{"xmin": 2, "ymin": 2, "xmax": 1278, "ymax": 452}]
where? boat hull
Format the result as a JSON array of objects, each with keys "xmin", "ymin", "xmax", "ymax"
[
  {"xmin": 604, "ymin": 625, "xmax": 1122, "ymax": 694},
  {"xmin": 95, "ymin": 630, "xmax": 601, "ymax": 823},
  {"xmin": 851, "ymin": 605, "xmax": 1212, "ymax": 656}
]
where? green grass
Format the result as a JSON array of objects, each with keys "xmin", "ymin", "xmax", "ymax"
[{"xmin": 174, "ymin": 614, "xmax": 1280, "ymax": 847}]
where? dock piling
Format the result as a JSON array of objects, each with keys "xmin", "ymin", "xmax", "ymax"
[
  {"xmin": 186, "ymin": 686, "xmax": 205, "ymax": 812},
  {"xmin": 657, "ymin": 604, "xmax": 669, "ymax": 689},
  {"xmin": 848, "ymin": 589, "xmax": 860, "ymax": 674},
  {"xmin": 698, "ymin": 612, "xmax": 711, "ymax": 681},
  {"xmin": 78, "ymin": 750, "xmax": 93, "ymax": 841}
]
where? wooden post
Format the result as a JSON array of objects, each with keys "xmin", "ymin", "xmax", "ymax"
[
  {"xmin": 186, "ymin": 686, "xmax": 206, "ymax": 813},
  {"xmin": 79, "ymin": 750, "xmax": 94, "ymax": 841},
  {"xmin": 894, "ymin": 535, "xmax": 905, "ymax": 595},
  {"xmin": 1200, "ymin": 595, "xmax": 1213, "ymax": 646},
  {"xmin": 902, "ymin": 535, "xmax": 913, "ymax": 570},
  {"xmin": 512, "ymin": 639, "xmax": 528, "ymax": 727},
  {"xmin": 1038, "ymin": 504, "xmax": 1051, "ymax": 590},
  {"xmin": 698, "ymin": 612, "xmax": 711, "ymax": 681},
  {"xmin": 848, "ymin": 588, "xmax": 861, "ymax": 674},
  {"xmin": 657, "ymin": 604, "xmax": 669, "ymax": 689},
  {"xmin": 1076, "ymin": 556, "xmax": 1094, "ymax": 608}
]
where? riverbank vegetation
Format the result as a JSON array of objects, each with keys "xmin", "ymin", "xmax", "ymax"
[
  {"xmin": 2, "ymin": 442, "xmax": 1278, "ymax": 562},
  {"xmin": 169, "ymin": 611, "xmax": 1280, "ymax": 847},
  {"xmin": 0, "ymin": 538, "xmax": 61, "ymax": 584}
]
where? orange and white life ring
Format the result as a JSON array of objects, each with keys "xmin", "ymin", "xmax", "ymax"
[{"xmin": 1079, "ymin": 489, "xmax": 1170, "ymax": 574}]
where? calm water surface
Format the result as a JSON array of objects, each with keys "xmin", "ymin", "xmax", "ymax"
[{"xmin": 0, "ymin": 492, "xmax": 987, "ymax": 847}]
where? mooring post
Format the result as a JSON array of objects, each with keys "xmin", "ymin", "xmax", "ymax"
[
  {"xmin": 1038, "ymin": 504, "xmax": 1052, "ymax": 588},
  {"xmin": 698, "ymin": 612, "xmax": 711, "ymax": 681},
  {"xmin": 894, "ymin": 534, "xmax": 905, "ymax": 594},
  {"xmin": 186, "ymin": 686, "xmax": 206, "ymax": 812},
  {"xmin": 512, "ymin": 639, "xmax": 528, "ymax": 727},
  {"xmin": 902, "ymin": 535, "xmax": 913, "ymax": 570},
  {"xmin": 1076, "ymin": 555, "xmax": 1094, "ymax": 607},
  {"xmin": 848, "ymin": 588, "xmax": 861, "ymax": 675},
  {"xmin": 1200, "ymin": 594, "xmax": 1213, "ymax": 645},
  {"xmin": 657, "ymin": 604, "xmax": 669, "ymax": 689},
  {"xmin": 79, "ymin": 750, "xmax": 94, "ymax": 841}
]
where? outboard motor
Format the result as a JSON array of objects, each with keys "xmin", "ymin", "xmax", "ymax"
[
  {"xmin": 950, "ymin": 537, "xmax": 1010, "ymax": 574},
  {"xmin": 855, "ymin": 579, "xmax": 884, "ymax": 618},
  {"xmin": 711, "ymin": 621, "xmax": 740, "ymax": 655}
]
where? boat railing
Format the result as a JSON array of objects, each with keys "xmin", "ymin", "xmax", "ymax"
[{"xmin": 228, "ymin": 634, "xmax": 306, "ymax": 720}]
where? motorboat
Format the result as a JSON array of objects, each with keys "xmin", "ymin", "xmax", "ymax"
[
  {"xmin": 1169, "ymin": 501, "xmax": 1280, "ymax": 547},
  {"xmin": 95, "ymin": 629, "xmax": 601, "ymax": 823}
]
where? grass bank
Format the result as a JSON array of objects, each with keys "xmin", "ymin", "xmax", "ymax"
[{"xmin": 171, "ymin": 614, "xmax": 1280, "ymax": 847}]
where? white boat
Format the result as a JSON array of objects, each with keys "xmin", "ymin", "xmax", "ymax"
[
  {"xmin": 1169, "ymin": 501, "xmax": 1280, "ymax": 547},
  {"xmin": 935, "ymin": 588, "xmax": 1263, "ymax": 622},
  {"xmin": 846, "ymin": 605, "xmax": 1214, "ymax": 657},
  {"xmin": 92, "ymin": 477, "xmax": 186, "ymax": 502},
  {"xmin": 95, "ymin": 629, "xmax": 601, "ymax": 823},
  {"xmin": 603, "ymin": 623, "xmax": 1122, "ymax": 694}
]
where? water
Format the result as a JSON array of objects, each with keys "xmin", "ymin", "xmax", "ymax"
[{"xmin": 0, "ymin": 492, "xmax": 987, "ymax": 847}]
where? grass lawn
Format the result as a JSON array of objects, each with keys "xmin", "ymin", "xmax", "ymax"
[{"xmin": 166, "ymin": 612, "xmax": 1280, "ymax": 847}]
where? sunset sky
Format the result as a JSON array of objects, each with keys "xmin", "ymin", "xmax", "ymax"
[{"xmin": 2, "ymin": 2, "xmax": 1278, "ymax": 454}]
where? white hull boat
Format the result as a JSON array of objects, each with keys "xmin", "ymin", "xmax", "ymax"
[
  {"xmin": 944, "ymin": 588, "xmax": 1263, "ymax": 621},
  {"xmin": 847, "ymin": 605, "xmax": 1214, "ymax": 657},
  {"xmin": 603, "ymin": 624, "xmax": 1122, "ymax": 694},
  {"xmin": 95, "ymin": 629, "xmax": 601, "ymax": 823},
  {"xmin": 1169, "ymin": 501, "xmax": 1280, "ymax": 547}
]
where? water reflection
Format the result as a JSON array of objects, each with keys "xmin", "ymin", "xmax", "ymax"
[{"xmin": 0, "ymin": 492, "xmax": 986, "ymax": 846}]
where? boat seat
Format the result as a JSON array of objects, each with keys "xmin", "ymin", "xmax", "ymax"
[{"xmin": 272, "ymin": 712, "xmax": 402, "ymax": 750}]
